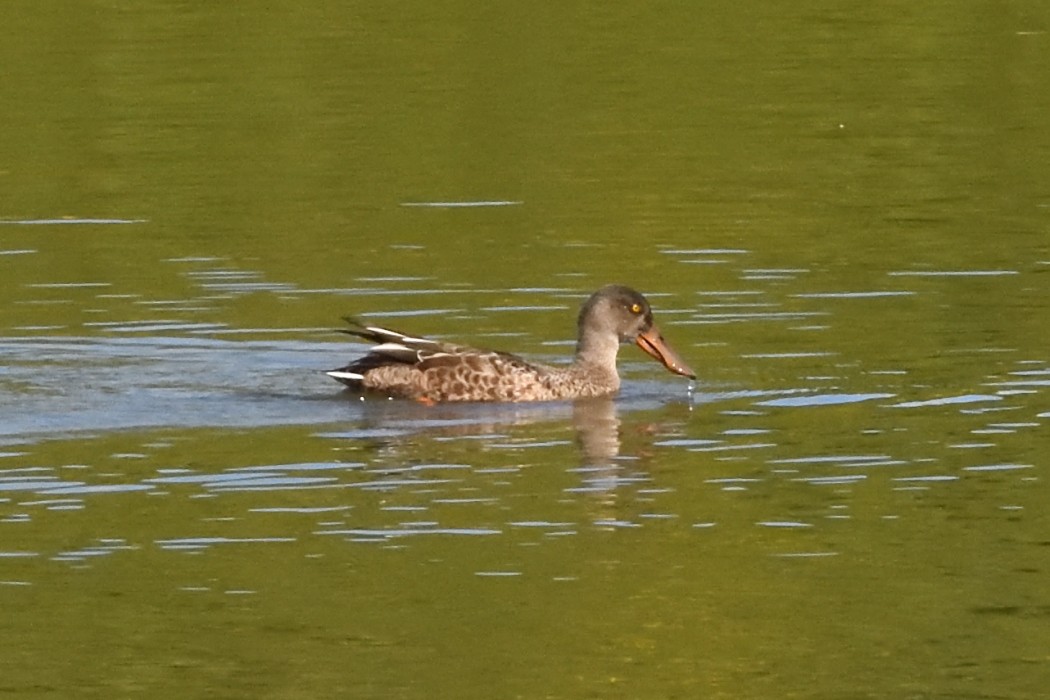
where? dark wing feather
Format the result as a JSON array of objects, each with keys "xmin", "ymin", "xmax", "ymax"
[
  {"xmin": 337, "ymin": 317, "xmax": 435, "ymax": 346},
  {"xmin": 334, "ymin": 318, "xmax": 462, "ymax": 373}
]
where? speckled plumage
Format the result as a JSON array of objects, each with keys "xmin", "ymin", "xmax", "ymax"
[{"xmin": 327, "ymin": 285, "xmax": 695, "ymax": 403}]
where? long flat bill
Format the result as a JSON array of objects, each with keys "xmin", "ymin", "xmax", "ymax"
[{"xmin": 636, "ymin": 325, "xmax": 696, "ymax": 378}]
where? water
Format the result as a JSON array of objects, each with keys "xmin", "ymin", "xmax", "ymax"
[{"xmin": 2, "ymin": 3, "xmax": 1049, "ymax": 699}]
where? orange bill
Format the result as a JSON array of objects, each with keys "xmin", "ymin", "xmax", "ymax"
[{"xmin": 636, "ymin": 325, "xmax": 696, "ymax": 378}]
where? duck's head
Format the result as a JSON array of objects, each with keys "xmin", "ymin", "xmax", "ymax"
[{"xmin": 579, "ymin": 285, "xmax": 696, "ymax": 378}]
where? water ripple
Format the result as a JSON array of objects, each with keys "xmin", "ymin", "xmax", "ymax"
[{"xmin": 757, "ymin": 393, "xmax": 895, "ymax": 407}]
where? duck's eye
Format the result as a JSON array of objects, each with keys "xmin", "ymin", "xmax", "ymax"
[{"xmin": 630, "ymin": 303, "xmax": 642, "ymax": 314}]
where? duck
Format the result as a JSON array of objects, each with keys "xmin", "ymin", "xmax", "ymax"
[{"xmin": 327, "ymin": 284, "xmax": 695, "ymax": 403}]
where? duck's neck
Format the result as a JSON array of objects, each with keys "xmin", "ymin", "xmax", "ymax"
[{"xmin": 574, "ymin": 331, "xmax": 621, "ymax": 374}]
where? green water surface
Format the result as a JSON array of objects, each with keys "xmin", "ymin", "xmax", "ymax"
[{"xmin": 2, "ymin": 3, "xmax": 1049, "ymax": 699}]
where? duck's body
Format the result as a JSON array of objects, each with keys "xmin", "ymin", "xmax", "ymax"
[{"xmin": 327, "ymin": 285, "xmax": 694, "ymax": 403}]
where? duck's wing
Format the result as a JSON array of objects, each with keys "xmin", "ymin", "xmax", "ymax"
[
  {"xmin": 327, "ymin": 318, "xmax": 494, "ymax": 383},
  {"xmin": 336, "ymin": 317, "xmax": 449, "ymax": 362},
  {"xmin": 327, "ymin": 318, "xmax": 553, "ymax": 400}
]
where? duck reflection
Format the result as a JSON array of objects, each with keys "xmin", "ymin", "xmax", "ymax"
[
  {"xmin": 569, "ymin": 397, "xmax": 621, "ymax": 467},
  {"xmin": 331, "ymin": 392, "xmax": 686, "ymax": 494}
]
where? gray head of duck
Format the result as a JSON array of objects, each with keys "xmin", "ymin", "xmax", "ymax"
[{"xmin": 577, "ymin": 285, "xmax": 696, "ymax": 378}]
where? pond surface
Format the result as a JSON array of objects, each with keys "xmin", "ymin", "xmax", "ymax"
[{"xmin": 2, "ymin": 3, "xmax": 1049, "ymax": 699}]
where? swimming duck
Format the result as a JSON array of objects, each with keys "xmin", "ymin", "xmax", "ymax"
[{"xmin": 327, "ymin": 284, "xmax": 694, "ymax": 402}]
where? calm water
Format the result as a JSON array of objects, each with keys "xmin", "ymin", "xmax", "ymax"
[{"xmin": 2, "ymin": 3, "xmax": 1049, "ymax": 699}]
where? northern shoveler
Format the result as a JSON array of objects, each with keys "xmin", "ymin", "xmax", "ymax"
[{"xmin": 327, "ymin": 284, "xmax": 695, "ymax": 402}]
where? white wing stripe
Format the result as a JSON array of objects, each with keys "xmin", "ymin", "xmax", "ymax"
[
  {"xmin": 326, "ymin": 370, "xmax": 364, "ymax": 381},
  {"xmin": 364, "ymin": 326, "xmax": 437, "ymax": 345},
  {"xmin": 372, "ymin": 342, "xmax": 413, "ymax": 354}
]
